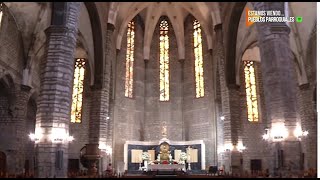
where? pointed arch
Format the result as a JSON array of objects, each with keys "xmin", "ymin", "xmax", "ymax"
[
  {"xmin": 224, "ymin": 2, "xmax": 247, "ymax": 86},
  {"xmin": 84, "ymin": 2, "xmax": 104, "ymax": 89}
]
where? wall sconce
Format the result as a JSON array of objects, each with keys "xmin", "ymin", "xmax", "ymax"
[
  {"xmin": 29, "ymin": 127, "xmax": 74, "ymax": 143},
  {"xmin": 99, "ymin": 142, "xmax": 112, "ymax": 155},
  {"xmin": 50, "ymin": 128, "xmax": 74, "ymax": 143},
  {"xmin": 223, "ymin": 143, "xmax": 234, "ymax": 152},
  {"xmin": 294, "ymin": 124, "xmax": 308, "ymax": 139},
  {"xmin": 29, "ymin": 127, "xmax": 43, "ymax": 143},
  {"xmin": 236, "ymin": 142, "xmax": 246, "ymax": 152},
  {"xmin": 262, "ymin": 122, "xmax": 288, "ymax": 142},
  {"xmin": 29, "ymin": 133, "xmax": 41, "ymax": 142},
  {"xmin": 220, "ymin": 116, "xmax": 225, "ymax": 121},
  {"xmin": 217, "ymin": 146, "xmax": 224, "ymax": 154}
]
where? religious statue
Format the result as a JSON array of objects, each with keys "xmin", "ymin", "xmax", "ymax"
[
  {"xmin": 159, "ymin": 142, "xmax": 170, "ymax": 161},
  {"xmin": 161, "ymin": 123, "xmax": 167, "ymax": 138}
]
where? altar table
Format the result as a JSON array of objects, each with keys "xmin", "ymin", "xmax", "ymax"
[{"xmin": 147, "ymin": 164, "xmax": 185, "ymax": 171}]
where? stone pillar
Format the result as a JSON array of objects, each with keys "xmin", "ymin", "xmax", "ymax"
[
  {"xmin": 178, "ymin": 59, "xmax": 185, "ymax": 140},
  {"xmin": 142, "ymin": 59, "xmax": 149, "ymax": 141},
  {"xmin": 253, "ymin": 2, "xmax": 301, "ymax": 174},
  {"xmin": 214, "ymin": 24, "xmax": 242, "ymax": 174},
  {"xmin": 298, "ymin": 84, "xmax": 317, "ymax": 170},
  {"xmin": 88, "ymin": 23, "xmax": 115, "ymax": 173},
  {"xmin": 35, "ymin": 2, "xmax": 81, "ymax": 178},
  {"xmin": 8, "ymin": 85, "xmax": 31, "ymax": 174}
]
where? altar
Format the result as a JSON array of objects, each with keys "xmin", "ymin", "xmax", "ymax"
[
  {"xmin": 124, "ymin": 124, "xmax": 205, "ymax": 172},
  {"xmin": 124, "ymin": 139, "xmax": 205, "ymax": 171},
  {"xmin": 147, "ymin": 164, "xmax": 185, "ymax": 171}
]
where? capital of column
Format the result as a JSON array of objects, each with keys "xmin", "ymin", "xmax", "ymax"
[
  {"xmin": 107, "ymin": 23, "xmax": 115, "ymax": 32},
  {"xmin": 44, "ymin": 25, "xmax": 76, "ymax": 36},
  {"xmin": 214, "ymin": 23, "xmax": 224, "ymax": 45},
  {"xmin": 116, "ymin": 49, "xmax": 120, "ymax": 55},
  {"xmin": 269, "ymin": 24, "xmax": 290, "ymax": 34},
  {"xmin": 214, "ymin": 23, "xmax": 222, "ymax": 32},
  {"xmin": 20, "ymin": 84, "xmax": 32, "ymax": 92}
]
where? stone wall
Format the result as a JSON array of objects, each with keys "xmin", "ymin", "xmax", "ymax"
[
  {"xmin": 113, "ymin": 16, "xmax": 145, "ymax": 165},
  {"xmin": 0, "ymin": 5, "xmax": 24, "ymax": 83},
  {"xmin": 144, "ymin": 16, "xmax": 183, "ymax": 141},
  {"xmin": 144, "ymin": 17, "xmax": 183, "ymax": 141},
  {"xmin": 0, "ymin": 4, "xmax": 27, "ymax": 174},
  {"xmin": 183, "ymin": 15, "xmax": 215, "ymax": 166}
]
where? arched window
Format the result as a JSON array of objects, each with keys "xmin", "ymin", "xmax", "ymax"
[
  {"xmin": 71, "ymin": 58, "xmax": 86, "ymax": 123},
  {"xmin": 159, "ymin": 19, "xmax": 169, "ymax": 101},
  {"xmin": 125, "ymin": 20, "xmax": 135, "ymax": 98},
  {"xmin": 243, "ymin": 60, "xmax": 259, "ymax": 122},
  {"xmin": 193, "ymin": 20, "xmax": 204, "ymax": 98}
]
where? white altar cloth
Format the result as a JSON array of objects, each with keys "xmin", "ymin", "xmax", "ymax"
[{"xmin": 147, "ymin": 164, "xmax": 185, "ymax": 171}]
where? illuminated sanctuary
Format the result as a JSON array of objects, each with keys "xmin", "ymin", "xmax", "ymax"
[{"xmin": 0, "ymin": 2, "xmax": 316, "ymax": 178}]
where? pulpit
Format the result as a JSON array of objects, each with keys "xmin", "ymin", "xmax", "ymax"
[{"xmin": 80, "ymin": 144, "xmax": 101, "ymax": 176}]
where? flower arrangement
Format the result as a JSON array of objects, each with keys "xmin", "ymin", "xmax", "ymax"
[
  {"xmin": 142, "ymin": 152, "xmax": 150, "ymax": 161},
  {"xmin": 180, "ymin": 152, "xmax": 187, "ymax": 161}
]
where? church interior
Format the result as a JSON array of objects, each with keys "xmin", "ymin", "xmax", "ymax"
[{"xmin": 0, "ymin": 2, "xmax": 317, "ymax": 178}]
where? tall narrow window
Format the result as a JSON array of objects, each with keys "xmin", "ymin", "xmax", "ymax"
[
  {"xmin": 159, "ymin": 19, "xmax": 169, "ymax": 101},
  {"xmin": 244, "ymin": 60, "xmax": 259, "ymax": 122},
  {"xmin": 0, "ymin": 3, "xmax": 3, "ymax": 28},
  {"xmin": 71, "ymin": 58, "xmax": 86, "ymax": 123},
  {"xmin": 193, "ymin": 20, "xmax": 204, "ymax": 98},
  {"xmin": 125, "ymin": 20, "xmax": 135, "ymax": 98}
]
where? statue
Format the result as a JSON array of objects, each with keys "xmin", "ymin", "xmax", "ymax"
[{"xmin": 159, "ymin": 142, "xmax": 170, "ymax": 161}]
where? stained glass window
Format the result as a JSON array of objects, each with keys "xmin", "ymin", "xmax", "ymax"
[
  {"xmin": 71, "ymin": 58, "xmax": 86, "ymax": 123},
  {"xmin": 159, "ymin": 19, "xmax": 169, "ymax": 101},
  {"xmin": 193, "ymin": 20, "xmax": 204, "ymax": 98},
  {"xmin": 125, "ymin": 20, "xmax": 135, "ymax": 98},
  {"xmin": 244, "ymin": 60, "xmax": 259, "ymax": 122},
  {"xmin": 0, "ymin": 3, "xmax": 3, "ymax": 28}
]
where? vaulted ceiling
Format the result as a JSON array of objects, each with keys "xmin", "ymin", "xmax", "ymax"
[{"xmin": 109, "ymin": 2, "xmax": 221, "ymax": 60}]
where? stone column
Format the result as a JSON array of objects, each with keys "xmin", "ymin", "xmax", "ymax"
[
  {"xmin": 214, "ymin": 24, "xmax": 242, "ymax": 174},
  {"xmin": 142, "ymin": 59, "xmax": 149, "ymax": 141},
  {"xmin": 88, "ymin": 23, "xmax": 115, "ymax": 174},
  {"xmin": 35, "ymin": 2, "xmax": 81, "ymax": 178},
  {"xmin": 298, "ymin": 84, "xmax": 317, "ymax": 170},
  {"xmin": 8, "ymin": 85, "xmax": 31, "ymax": 175},
  {"xmin": 178, "ymin": 59, "xmax": 185, "ymax": 140},
  {"xmin": 253, "ymin": 2, "xmax": 301, "ymax": 174}
]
